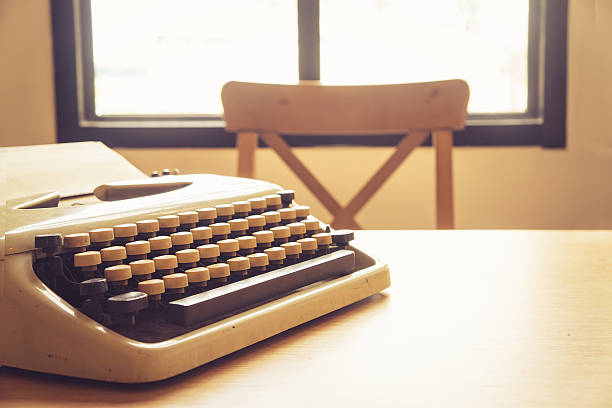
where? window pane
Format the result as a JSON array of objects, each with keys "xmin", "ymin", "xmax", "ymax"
[
  {"xmin": 320, "ymin": 0, "xmax": 529, "ymax": 114},
  {"xmin": 91, "ymin": 0, "xmax": 298, "ymax": 116}
]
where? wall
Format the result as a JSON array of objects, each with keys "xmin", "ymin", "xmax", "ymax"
[{"xmin": 2, "ymin": 1, "xmax": 612, "ymax": 229}]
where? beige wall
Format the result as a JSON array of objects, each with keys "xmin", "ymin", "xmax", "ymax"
[{"xmin": 2, "ymin": 1, "xmax": 612, "ymax": 229}]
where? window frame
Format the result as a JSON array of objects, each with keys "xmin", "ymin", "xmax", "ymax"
[{"xmin": 51, "ymin": 0, "xmax": 567, "ymax": 148}]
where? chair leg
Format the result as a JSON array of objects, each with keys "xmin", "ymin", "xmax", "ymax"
[
  {"xmin": 237, "ymin": 132, "xmax": 258, "ymax": 178},
  {"xmin": 433, "ymin": 130, "xmax": 454, "ymax": 229}
]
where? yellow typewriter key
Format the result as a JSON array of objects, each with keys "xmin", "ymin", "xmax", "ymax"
[
  {"xmin": 303, "ymin": 219, "xmax": 322, "ymax": 237},
  {"xmin": 262, "ymin": 211, "xmax": 281, "ymax": 228},
  {"xmin": 278, "ymin": 208, "xmax": 297, "ymax": 225},
  {"xmin": 185, "ymin": 267, "xmax": 210, "ymax": 293},
  {"xmin": 149, "ymin": 235, "xmax": 172, "ymax": 257},
  {"xmin": 105, "ymin": 264, "xmax": 132, "ymax": 294},
  {"xmin": 112, "ymin": 223, "xmax": 138, "ymax": 245},
  {"xmin": 246, "ymin": 214, "xmax": 266, "ymax": 234},
  {"xmin": 247, "ymin": 252, "xmax": 269, "ymax": 275},
  {"xmin": 271, "ymin": 226, "xmax": 291, "ymax": 246},
  {"xmin": 247, "ymin": 197, "xmax": 267, "ymax": 215},
  {"xmin": 171, "ymin": 231, "xmax": 194, "ymax": 252},
  {"xmin": 208, "ymin": 263, "xmax": 230, "ymax": 287},
  {"xmin": 178, "ymin": 211, "xmax": 199, "ymax": 231},
  {"xmin": 153, "ymin": 254, "xmax": 178, "ymax": 277},
  {"xmin": 210, "ymin": 222, "xmax": 231, "ymax": 243},
  {"xmin": 293, "ymin": 205, "xmax": 311, "ymax": 221},
  {"xmin": 162, "ymin": 273, "xmax": 189, "ymax": 301},
  {"xmin": 237, "ymin": 235, "xmax": 257, "ymax": 256},
  {"xmin": 129, "ymin": 259, "xmax": 155, "ymax": 283},
  {"xmin": 264, "ymin": 194, "xmax": 282, "ymax": 211},
  {"xmin": 100, "ymin": 246, "xmax": 127, "ymax": 269},
  {"xmin": 313, "ymin": 233, "xmax": 333, "ymax": 255},
  {"xmin": 227, "ymin": 256, "xmax": 250, "ymax": 281},
  {"xmin": 196, "ymin": 207, "xmax": 217, "ymax": 226},
  {"xmin": 218, "ymin": 239, "xmax": 240, "ymax": 262},
  {"xmin": 176, "ymin": 248, "xmax": 200, "ymax": 270},
  {"xmin": 287, "ymin": 222, "xmax": 307, "ymax": 241},
  {"xmin": 191, "ymin": 226, "xmax": 212, "ymax": 246},
  {"xmin": 232, "ymin": 201, "xmax": 252, "ymax": 218},
  {"xmin": 138, "ymin": 278, "xmax": 165, "ymax": 307},
  {"xmin": 297, "ymin": 237, "xmax": 318, "ymax": 260},
  {"xmin": 74, "ymin": 251, "xmax": 101, "ymax": 280},
  {"xmin": 228, "ymin": 218, "xmax": 249, "ymax": 238},
  {"xmin": 158, "ymin": 215, "xmax": 180, "ymax": 235},
  {"xmin": 281, "ymin": 242, "xmax": 302, "ymax": 265},
  {"xmin": 63, "ymin": 233, "xmax": 90, "ymax": 254},
  {"xmin": 89, "ymin": 228, "xmax": 114, "ymax": 251},
  {"xmin": 136, "ymin": 219, "xmax": 160, "ymax": 240},
  {"xmin": 125, "ymin": 240, "xmax": 151, "ymax": 262},
  {"xmin": 197, "ymin": 244, "xmax": 220, "ymax": 266},
  {"xmin": 215, "ymin": 204, "xmax": 235, "ymax": 222},
  {"xmin": 253, "ymin": 230, "xmax": 274, "ymax": 251},
  {"xmin": 264, "ymin": 247, "xmax": 286, "ymax": 269}
]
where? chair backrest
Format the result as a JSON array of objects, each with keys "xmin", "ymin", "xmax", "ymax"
[{"xmin": 222, "ymin": 80, "xmax": 469, "ymax": 135}]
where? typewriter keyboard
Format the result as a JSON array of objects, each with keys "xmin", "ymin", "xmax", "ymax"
[{"xmin": 32, "ymin": 191, "xmax": 356, "ymax": 342}]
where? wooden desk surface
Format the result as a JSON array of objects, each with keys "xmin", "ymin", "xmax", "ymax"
[{"xmin": 2, "ymin": 230, "xmax": 612, "ymax": 407}]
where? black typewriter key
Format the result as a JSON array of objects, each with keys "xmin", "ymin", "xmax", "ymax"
[
  {"xmin": 136, "ymin": 219, "xmax": 159, "ymax": 240},
  {"xmin": 218, "ymin": 239, "xmax": 239, "ymax": 262},
  {"xmin": 237, "ymin": 235, "xmax": 257, "ymax": 256},
  {"xmin": 227, "ymin": 256, "xmax": 250, "ymax": 281},
  {"xmin": 178, "ymin": 211, "xmax": 199, "ymax": 231},
  {"xmin": 34, "ymin": 234, "xmax": 64, "ymax": 286},
  {"xmin": 246, "ymin": 253, "xmax": 268, "ymax": 275},
  {"xmin": 304, "ymin": 219, "xmax": 322, "ymax": 237},
  {"xmin": 158, "ymin": 215, "xmax": 180, "ymax": 235},
  {"xmin": 105, "ymin": 291, "xmax": 148, "ymax": 326},
  {"xmin": 247, "ymin": 197, "xmax": 267, "ymax": 215},
  {"xmin": 281, "ymin": 242, "xmax": 302, "ymax": 265},
  {"xmin": 191, "ymin": 226, "xmax": 212, "ymax": 246},
  {"xmin": 271, "ymin": 226, "xmax": 291, "ymax": 246},
  {"xmin": 214, "ymin": 204, "xmax": 235, "ymax": 222},
  {"xmin": 112, "ymin": 224, "xmax": 137, "ymax": 245},
  {"xmin": 262, "ymin": 211, "xmax": 281, "ymax": 228},
  {"xmin": 125, "ymin": 240, "xmax": 151, "ymax": 262},
  {"xmin": 89, "ymin": 228, "xmax": 114, "ymax": 251},
  {"xmin": 129, "ymin": 259, "xmax": 155, "ymax": 285},
  {"xmin": 162, "ymin": 168, "xmax": 171, "ymax": 176},
  {"xmin": 229, "ymin": 218, "xmax": 248, "ymax": 238},
  {"xmin": 196, "ymin": 207, "xmax": 217, "ymax": 226},
  {"xmin": 100, "ymin": 246, "xmax": 127, "ymax": 269},
  {"xmin": 138, "ymin": 279, "xmax": 165, "ymax": 309},
  {"xmin": 64, "ymin": 233, "xmax": 91, "ymax": 256},
  {"xmin": 207, "ymin": 263, "xmax": 230, "ymax": 288},
  {"xmin": 149, "ymin": 235, "xmax": 172, "ymax": 257},
  {"xmin": 297, "ymin": 238, "xmax": 317, "ymax": 260},
  {"xmin": 264, "ymin": 247, "xmax": 286, "ymax": 270},
  {"xmin": 79, "ymin": 277, "xmax": 108, "ymax": 321},
  {"xmin": 264, "ymin": 194, "xmax": 282, "ymax": 211},
  {"xmin": 176, "ymin": 248, "xmax": 200, "ymax": 271},
  {"xmin": 294, "ymin": 205, "xmax": 311, "ymax": 221},
  {"xmin": 232, "ymin": 201, "xmax": 252, "ymax": 218},
  {"xmin": 151, "ymin": 170, "xmax": 160, "ymax": 177},
  {"xmin": 104, "ymin": 264, "xmax": 132, "ymax": 294},
  {"xmin": 35, "ymin": 233, "xmax": 62, "ymax": 254},
  {"xmin": 162, "ymin": 273, "xmax": 189, "ymax": 301},
  {"xmin": 153, "ymin": 254, "xmax": 178, "ymax": 277},
  {"xmin": 185, "ymin": 267, "xmax": 210, "ymax": 294},
  {"xmin": 197, "ymin": 244, "xmax": 220, "ymax": 266},
  {"xmin": 277, "ymin": 190, "xmax": 295, "ymax": 208},
  {"xmin": 278, "ymin": 208, "xmax": 296, "ymax": 225},
  {"xmin": 246, "ymin": 214, "xmax": 266, "ymax": 234},
  {"xmin": 331, "ymin": 230, "xmax": 355, "ymax": 250},
  {"xmin": 74, "ymin": 251, "xmax": 102, "ymax": 280},
  {"xmin": 253, "ymin": 230, "xmax": 274, "ymax": 252},
  {"xmin": 210, "ymin": 222, "xmax": 231, "ymax": 243},
  {"xmin": 287, "ymin": 222, "xmax": 306, "ymax": 241},
  {"xmin": 171, "ymin": 231, "xmax": 194, "ymax": 252},
  {"xmin": 313, "ymin": 233, "xmax": 332, "ymax": 255}
]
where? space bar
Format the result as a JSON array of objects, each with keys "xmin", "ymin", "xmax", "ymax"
[{"xmin": 166, "ymin": 249, "xmax": 355, "ymax": 326}]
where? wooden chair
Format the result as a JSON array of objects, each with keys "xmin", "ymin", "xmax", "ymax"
[{"xmin": 221, "ymin": 80, "xmax": 469, "ymax": 229}]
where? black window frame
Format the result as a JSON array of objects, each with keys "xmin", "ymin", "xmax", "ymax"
[{"xmin": 51, "ymin": 0, "xmax": 568, "ymax": 148}]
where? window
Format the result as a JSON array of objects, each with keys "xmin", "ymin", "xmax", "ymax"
[{"xmin": 52, "ymin": 0, "xmax": 567, "ymax": 147}]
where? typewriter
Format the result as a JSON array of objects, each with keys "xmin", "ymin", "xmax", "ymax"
[{"xmin": 1, "ymin": 144, "xmax": 390, "ymax": 383}]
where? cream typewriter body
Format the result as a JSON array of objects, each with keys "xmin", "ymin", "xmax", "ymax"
[{"xmin": 1, "ymin": 173, "xmax": 390, "ymax": 383}]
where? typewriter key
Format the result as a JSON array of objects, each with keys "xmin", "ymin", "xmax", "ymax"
[
  {"xmin": 264, "ymin": 247, "xmax": 286, "ymax": 269},
  {"xmin": 79, "ymin": 277, "xmax": 108, "ymax": 297},
  {"xmin": 190, "ymin": 226, "xmax": 212, "ymax": 246},
  {"xmin": 196, "ymin": 208, "xmax": 217, "ymax": 226},
  {"xmin": 153, "ymin": 254, "xmax": 178, "ymax": 277},
  {"xmin": 162, "ymin": 168, "xmax": 171, "ymax": 176},
  {"xmin": 278, "ymin": 208, "xmax": 297, "ymax": 225},
  {"xmin": 129, "ymin": 259, "xmax": 156, "ymax": 284},
  {"xmin": 303, "ymin": 219, "xmax": 322, "ymax": 237},
  {"xmin": 35, "ymin": 233, "xmax": 62, "ymax": 255},
  {"xmin": 246, "ymin": 253, "xmax": 269, "ymax": 275},
  {"xmin": 262, "ymin": 211, "xmax": 281, "ymax": 228},
  {"xmin": 287, "ymin": 222, "xmax": 307, "ymax": 241},
  {"xmin": 149, "ymin": 235, "xmax": 172, "ymax": 257},
  {"xmin": 210, "ymin": 222, "xmax": 231, "ymax": 243},
  {"xmin": 294, "ymin": 205, "xmax": 311, "ymax": 221},
  {"xmin": 104, "ymin": 264, "xmax": 132, "ymax": 294},
  {"xmin": 253, "ymin": 230, "xmax": 274, "ymax": 252},
  {"xmin": 136, "ymin": 219, "xmax": 159, "ymax": 240},
  {"xmin": 138, "ymin": 279, "xmax": 165, "ymax": 306},
  {"xmin": 237, "ymin": 235, "xmax": 257, "ymax": 256},
  {"xmin": 232, "ymin": 201, "xmax": 252, "ymax": 218},
  {"xmin": 297, "ymin": 238, "xmax": 317, "ymax": 260},
  {"xmin": 125, "ymin": 240, "xmax": 151, "ymax": 262},
  {"xmin": 74, "ymin": 251, "xmax": 102, "ymax": 280},
  {"xmin": 185, "ymin": 267, "xmax": 210, "ymax": 293},
  {"xmin": 34, "ymin": 234, "xmax": 64, "ymax": 286},
  {"xmin": 64, "ymin": 233, "xmax": 91, "ymax": 254},
  {"xmin": 158, "ymin": 215, "xmax": 180, "ymax": 235},
  {"xmin": 331, "ymin": 230, "xmax": 355, "ymax": 249},
  {"xmin": 281, "ymin": 242, "xmax": 302, "ymax": 265},
  {"xmin": 112, "ymin": 224, "xmax": 137, "ymax": 245},
  {"xmin": 197, "ymin": 244, "xmax": 220, "ymax": 266},
  {"xmin": 277, "ymin": 190, "xmax": 295, "ymax": 208},
  {"xmin": 218, "ymin": 239, "xmax": 239, "ymax": 262},
  {"xmin": 105, "ymin": 291, "xmax": 148, "ymax": 326},
  {"xmin": 271, "ymin": 226, "xmax": 291, "ymax": 246},
  {"xmin": 176, "ymin": 248, "xmax": 200, "ymax": 271},
  {"xmin": 227, "ymin": 256, "xmax": 250, "ymax": 281},
  {"xmin": 313, "ymin": 233, "xmax": 332, "ymax": 255},
  {"xmin": 171, "ymin": 231, "xmax": 194, "ymax": 252},
  {"xmin": 246, "ymin": 214, "xmax": 266, "ymax": 233},
  {"xmin": 178, "ymin": 211, "xmax": 199, "ymax": 231},
  {"xmin": 208, "ymin": 263, "xmax": 230, "ymax": 287},
  {"xmin": 228, "ymin": 218, "xmax": 248, "ymax": 238},
  {"xmin": 100, "ymin": 246, "xmax": 127, "ymax": 269},
  {"xmin": 264, "ymin": 194, "xmax": 282, "ymax": 211},
  {"xmin": 215, "ymin": 204, "xmax": 235, "ymax": 222},
  {"xmin": 162, "ymin": 273, "xmax": 189, "ymax": 301},
  {"xmin": 247, "ymin": 197, "xmax": 267, "ymax": 215},
  {"xmin": 89, "ymin": 228, "xmax": 114, "ymax": 250}
]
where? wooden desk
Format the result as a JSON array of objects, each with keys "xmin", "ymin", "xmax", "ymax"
[{"xmin": 2, "ymin": 230, "xmax": 612, "ymax": 407}]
